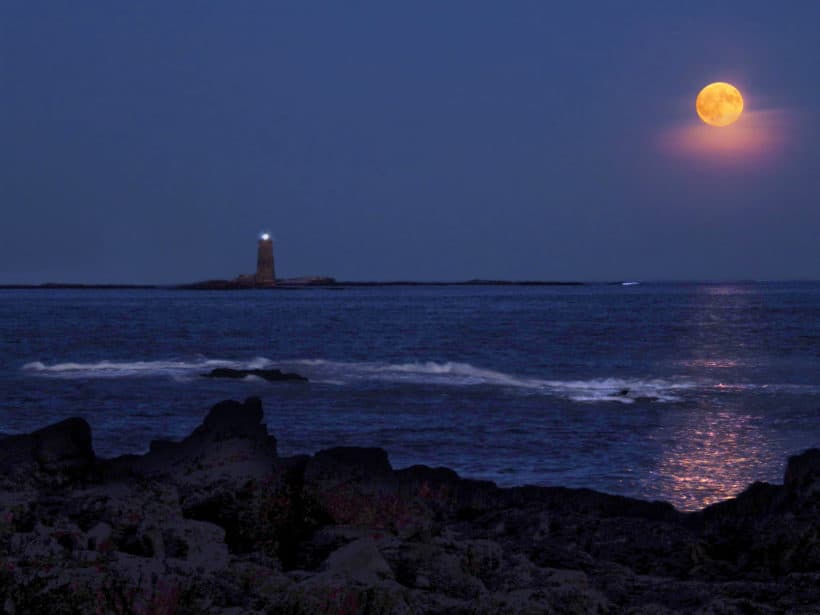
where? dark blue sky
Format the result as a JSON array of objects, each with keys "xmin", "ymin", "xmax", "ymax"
[{"xmin": 2, "ymin": 2, "xmax": 819, "ymax": 283}]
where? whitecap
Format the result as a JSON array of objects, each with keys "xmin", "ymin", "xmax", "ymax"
[
  {"xmin": 287, "ymin": 359, "xmax": 696, "ymax": 403},
  {"xmin": 22, "ymin": 356, "xmax": 700, "ymax": 403},
  {"xmin": 21, "ymin": 357, "xmax": 273, "ymax": 380}
]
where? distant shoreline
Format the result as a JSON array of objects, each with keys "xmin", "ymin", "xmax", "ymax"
[
  {"xmin": 0, "ymin": 278, "xmax": 820, "ymax": 291},
  {"xmin": 4, "ymin": 280, "xmax": 816, "ymax": 290},
  {"xmin": 0, "ymin": 280, "xmax": 587, "ymax": 290}
]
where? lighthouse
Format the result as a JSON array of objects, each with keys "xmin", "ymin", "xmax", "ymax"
[{"xmin": 255, "ymin": 233, "xmax": 275, "ymax": 285}]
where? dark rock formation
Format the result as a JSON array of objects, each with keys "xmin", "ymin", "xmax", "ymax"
[
  {"xmin": 0, "ymin": 417, "xmax": 94, "ymax": 480},
  {"xmin": 202, "ymin": 367, "xmax": 308, "ymax": 382},
  {"xmin": 1, "ymin": 399, "xmax": 819, "ymax": 614},
  {"xmin": 195, "ymin": 397, "xmax": 266, "ymax": 439}
]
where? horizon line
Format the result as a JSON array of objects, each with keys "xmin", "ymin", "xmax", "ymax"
[{"xmin": 2, "ymin": 278, "xmax": 820, "ymax": 290}]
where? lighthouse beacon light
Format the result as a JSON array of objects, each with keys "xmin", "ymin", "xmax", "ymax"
[{"xmin": 260, "ymin": 233, "xmax": 270, "ymax": 241}]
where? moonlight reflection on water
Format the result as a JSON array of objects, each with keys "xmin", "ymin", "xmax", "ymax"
[{"xmin": 649, "ymin": 410, "xmax": 772, "ymax": 510}]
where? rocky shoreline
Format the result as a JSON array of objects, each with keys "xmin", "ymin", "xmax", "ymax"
[{"xmin": 1, "ymin": 398, "xmax": 818, "ymax": 614}]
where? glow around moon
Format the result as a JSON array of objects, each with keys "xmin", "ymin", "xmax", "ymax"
[{"xmin": 696, "ymin": 82, "xmax": 744, "ymax": 127}]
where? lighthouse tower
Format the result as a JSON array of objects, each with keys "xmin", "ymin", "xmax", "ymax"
[{"xmin": 255, "ymin": 233, "xmax": 276, "ymax": 285}]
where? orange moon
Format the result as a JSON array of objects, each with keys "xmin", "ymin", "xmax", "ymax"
[{"xmin": 696, "ymin": 82, "xmax": 744, "ymax": 127}]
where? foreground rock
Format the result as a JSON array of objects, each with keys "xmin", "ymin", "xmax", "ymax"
[
  {"xmin": 0, "ymin": 399, "xmax": 818, "ymax": 614},
  {"xmin": 202, "ymin": 367, "xmax": 308, "ymax": 382}
]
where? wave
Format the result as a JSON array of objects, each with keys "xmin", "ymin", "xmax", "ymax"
[
  {"xmin": 21, "ymin": 357, "xmax": 274, "ymax": 381},
  {"xmin": 33, "ymin": 356, "xmax": 816, "ymax": 404},
  {"xmin": 289, "ymin": 359, "xmax": 695, "ymax": 403}
]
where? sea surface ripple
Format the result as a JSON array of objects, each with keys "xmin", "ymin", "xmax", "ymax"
[{"xmin": 3, "ymin": 282, "xmax": 820, "ymax": 510}]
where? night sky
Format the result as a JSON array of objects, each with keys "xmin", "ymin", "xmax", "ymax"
[{"xmin": 2, "ymin": 2, "xmax": 819, "ymax": 283}]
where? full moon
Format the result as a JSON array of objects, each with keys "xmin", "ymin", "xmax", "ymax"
[{"xmin": 696, "ymin": 82, "xmax": 744, "ymax": 127}]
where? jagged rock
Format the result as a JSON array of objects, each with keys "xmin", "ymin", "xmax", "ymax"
[
  {"xmin": 192, "ymin": 396, "xmax": 269, "ymax": 441},
  {"xmin": 784, "ymin": 447, "xmax": 820, "ymax": 495},
  {"xmin": 303, "ymin": 447, "xmax": 400, "ymax": 527},
  {"xmin": 308, "ymin": 446, "xmax": 394, "ymax": 481},
  {"xmin": 164, "ymin": 518, "xmax": 230, "ymax": 571},
  {"xmin": 0, "ymin": 417, "xmax": 94, "ymax": 478},
  {"xmin": 85, "ymin": 521, "xmax": 112, "ymax": 552},
  {"xmin": 121, "ymin": 397, "xmax": 278, "ymax": 481},
  {"xmin": 321, "ymin": 536, "xmax": 394, "ymax": 585},
  {"xmin": 32, "ymin": 417, "xmax": 94, "ymax": 474},
  {"xmin": 1, "ymin": 402, "xmax": 819, "ymax": 613}
]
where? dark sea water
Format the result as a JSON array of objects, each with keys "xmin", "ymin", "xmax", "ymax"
[{"xmin": 2, "ymin": 283, "xmax": 819, "ymax": 510}]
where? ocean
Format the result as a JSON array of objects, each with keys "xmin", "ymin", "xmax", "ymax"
[{"xmin": 2, "ymin": 282, "xmax": 819, "ymax": 511}]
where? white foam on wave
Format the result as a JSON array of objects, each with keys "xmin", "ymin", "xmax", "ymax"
[
  {"xmin": 22, "ymin": 357, "xmax": 275, "ymax": 381},
  {"xmin": 22, "ymin": 356, "xmax": 699, "ymax": 403},
  {"xmin": 545, "ymin": 377, "xmax": 695, "ymax": 403},
  {"xmin": 288, "ymin": 359, "xmax": 695, "ymax": 403}
]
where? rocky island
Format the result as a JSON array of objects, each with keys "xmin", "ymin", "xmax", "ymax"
[{"xmin": 1, "ymin": 398, "xmax": 818, "ymax": 614}]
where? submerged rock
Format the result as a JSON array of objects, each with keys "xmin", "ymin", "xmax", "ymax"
[
  {"xmin": 202, "ymin": 367, "xmax": 308, "ymax": 382},
  {"xmin": 1, "ymin": 399, "xmax": 819, "ymax": 613}
]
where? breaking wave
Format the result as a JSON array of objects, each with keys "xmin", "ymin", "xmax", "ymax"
[
  {"xmin": 22, "ymin": 357, "xmax": 700, "ymax": 403},
  {"xmin": 22, "ymin": 357, "xmax": 273, "ymax": 382},
  {"xmin": 289, "ymin": 359, "xmax": 695, "ymax": 403}
]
